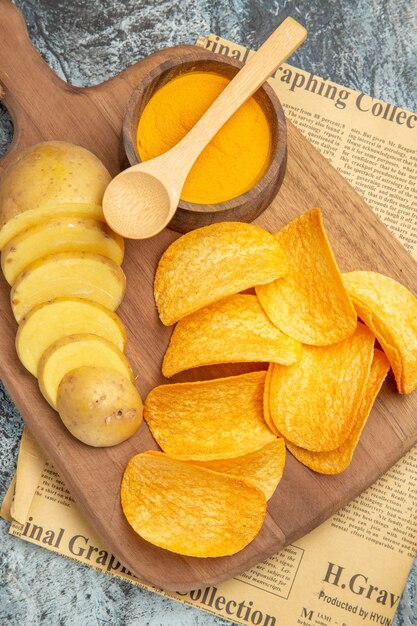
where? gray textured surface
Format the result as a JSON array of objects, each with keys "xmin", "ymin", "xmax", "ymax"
[{"xmin": 0, "ymin": 1, "xmax": 416, "ymax": 624}]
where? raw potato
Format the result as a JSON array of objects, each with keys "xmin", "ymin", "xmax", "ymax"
[
  {"xmin": 38, "ymin": 333, "xmax": 135, "ymax": 408},
  {"xmin": 0, "ymin": 141, "xmax": 111, "ymax": 230},
  {"xmin": 0, "ymin": 140, "xmax": 140, "ymax": 450},
  {"xmin": 0, "ymin": 203, "xmax": 105, "ymax": 251},
  {"xmin": 16, "ymin": 298, "xmax": 127, "ymax": 376},
  {"xmin": 57, "ymin": 366, "xmax": 143, "ymax": 447},
  {"xmin": 11, "ymin": 252, "xmax": 126, "ymax": 323},
  {"xmin": 2, "ymin": 218, "xmax": 124, "ymax": 285}
]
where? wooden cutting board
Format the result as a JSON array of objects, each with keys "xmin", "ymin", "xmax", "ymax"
[{"xmin": 0, "ymin": 0, "xmax": 416, "ymax": 592}]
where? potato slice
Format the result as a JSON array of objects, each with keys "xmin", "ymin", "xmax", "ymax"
[
  {"xmin": 2, "ymin": 218, "xmax": 124, "ymax": 285},
  {"xmin": 187, "ymin": 439, "xmax": 286, "ymax": 500},
  {"xmin": 0, "ymin": 203, "xmax": 105, "ymax": 250},
  {"xmin": 162, "ymin": 294, "xmax": 301, "ymax": 378},
  {"xmin": 16, "ymin": 298, "xmax": 127, "ymax": 376},
  {"xmin": 38, "ymin": 333, "xmax": 134, "ymax": 408},
  {"xmin": 144, "ymin": 371, "xmax": 275, "ymax": 460},
  {"xmin": 57, "ymin": 366, "xmax": 143, "ymax": 447},
  {"xmin": 0, "ymin": 141, "xmax": 110, "ymax": 230},
  {"xmin": 344, "ymin": 271, "xmax": 417, "ymax": 394},
  {"xmin": 11, "ymin": 252, "xmax": 126, "ymax": 323},
  {"xmin": 121, "ymin": 451, "xmax": 266, "ymax": 557},
  {"xmin": 154, "ymin": 222, "xmax": 288, "ymax": 325}
]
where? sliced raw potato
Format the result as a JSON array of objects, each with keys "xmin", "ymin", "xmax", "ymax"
[
  {"xmin": 287, "ymin": 349, "xmax": 390, "ymax": 474},
  {"xmin": 16, "ymin": 297, "xmax": 127, "ymax": 376},
  {"xmin": 0, "ymin": 141, "xmax": 110, "ymax": 230},
  {"xmin": 256, "ymin": 208, "xmax": 357, "ymax": 345},
  {"xmin": 0, "ymin": 203, "xmax": 105, "ymax": 250},
  {"xmin": 144, "ymin": 371, "xmax": 275, "ymax": 460},
  {"xmin": 121, "ymin": 451, "xmax": 266, "ymax": 557},
  {"xmin": 57, "ymin": 366, "xmax": 143, "ymax": 447},
  {"xmin": 188, "ymin": 439, "xmax": 286, "ymax": 500},
  {"xmin": 38, "ymin": 333, "xmax": 134, "ymax": 408},
  {"xmin": 344, "ymin": 271, "xmax": 417, "ymax": 394},
  {"xmin": 11, "ymin": 252, "xmax": 126, "ymax": 323},
  {"xmin": 162, "ymin": 294, "xmax": 301, "ymax": 378},
  {"xmin": 269, "ymin": 323, "xmax": 375, "ymax": 452},
  {"xmin": 154, "ymin": 222, "xmax": 288, "ymax": 325},
  {"xmin": 2, "ymin": 218, "xmax": 124, "ymax": 284}
]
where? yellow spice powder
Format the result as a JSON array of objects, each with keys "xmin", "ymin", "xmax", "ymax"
[{"xmin": 136, "ymin": 71, "xmax": 272, "ymax": 205}]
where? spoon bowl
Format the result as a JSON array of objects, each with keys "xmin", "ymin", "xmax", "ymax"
[{"xmin": 103, "ymin": 169, "xmax": 174, "ymax": 239}]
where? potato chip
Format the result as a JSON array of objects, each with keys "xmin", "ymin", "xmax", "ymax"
[
  {"xmin": 188, "ymin": 439, "xmax": 286, "ymax": 500},
  {"xmin": 287, "ymin": 349, "xmax": 390, "ymax": 474},
  {"xmin": 256, "ymin": 208, "xmax": 357, "ymax": 345},
  {"xmin": 344, "ymin": 271, "xmax": 417, "ymax": 394},
  {"xmin": 269, "ymin": 323, "xmax": 375, "ymax": 451},
  {"xmin": 121, "ymin": 451, "xmax": 266, "ymax": 557},
  {"xmin": 162, "ymin": 294, "xmax": 301, "ymax": 377},
  {"xmin": 154, "ymin": 222, "xmax": 288, "ymax": 326},
  {"xmin": 144, "ymin": 371, "xmax": 276, "ymax": 459},
  {"xmin": 263, "ymin": 364, "xmax": 280, "ymax": 436}
]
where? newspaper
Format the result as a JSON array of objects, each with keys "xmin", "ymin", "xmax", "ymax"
[
  {"xmin": 1, "ymin": 34, "xmax": 417, "ymax": 626},
  {"xmin": 196, "ymin": 36, "xmax": 417, "ymax": 259}
]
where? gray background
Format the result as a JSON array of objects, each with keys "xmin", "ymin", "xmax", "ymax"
[{"xmin": 0, "ymin": 1, "xmax": 416, "ymax": 625}]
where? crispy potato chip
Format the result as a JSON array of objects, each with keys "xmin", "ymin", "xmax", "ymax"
[
  {"xmin": 188, "ymin": 439, "xmax": 286, "ymax": 500},
  {"xmin": 162, "ymin": 294, "xmax": 301, "ymax": 377},
  {"xmin": 269, "ymin": 323, "xmax": 375, "ymax": 451},
  {"xmin": 121, "ymin": 451, "xmax": 266, "ymax": 557},
  {"xmin": 256, "ymin": 208, "xmax": 357, "ymax": 345},
  {"xmin": 344, "ymin": 271, "xmax": 417, "ymax": 394},
  {"xmin": 287, "ymin": 349, "xmax": 390, "ymax": 474},
  {"xmin": 144, "ymin": 371, "xmax": 276, "ymax": 459},
  {"xmin": 263, "ymin": 364, "xmax": 280, "ymax": 436},
  {"xmin": 155, "ymin": 222, "xmax": 288, "ymax": 326}
]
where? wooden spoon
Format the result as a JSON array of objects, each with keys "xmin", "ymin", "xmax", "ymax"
[{"xmin": 103, "ymin": 17, "xmax": 307, "ymax": 239}]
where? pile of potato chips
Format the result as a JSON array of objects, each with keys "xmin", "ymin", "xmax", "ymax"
[{"xmin": 121, "ymin": 209, "xmax": 417, "ymax": 558}]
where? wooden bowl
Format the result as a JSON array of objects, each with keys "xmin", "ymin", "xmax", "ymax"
[{"xmin": 122, "ymin": 47, "xmax": 287, "ymax": 233}]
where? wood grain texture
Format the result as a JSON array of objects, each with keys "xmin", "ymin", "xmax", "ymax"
[{"xmin": 0, "ymin": 0, "xmax": 416, "ymax": 591}]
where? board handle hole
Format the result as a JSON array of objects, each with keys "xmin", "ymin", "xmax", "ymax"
[{"xmin": 0, "ymin": 101, "xmax": 13, "ymax": 158}]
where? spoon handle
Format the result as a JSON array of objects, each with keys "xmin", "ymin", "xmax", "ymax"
[{"xmin": 171, "ymin": 17, "xmax": 307, "ymax": 170}]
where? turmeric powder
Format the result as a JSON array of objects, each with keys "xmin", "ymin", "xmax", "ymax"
[{"xmin": 137, "ymin": 71, "xmax": 272, "ymax": 205}]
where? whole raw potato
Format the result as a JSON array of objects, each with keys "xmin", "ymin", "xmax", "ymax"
[
  {"xmin": 0, "ymin": 141, "xmax": 111, "ymax": 229},
  {"xmin": 57, "ymin": 366, "xmax": 143, "ymax": 447}
]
